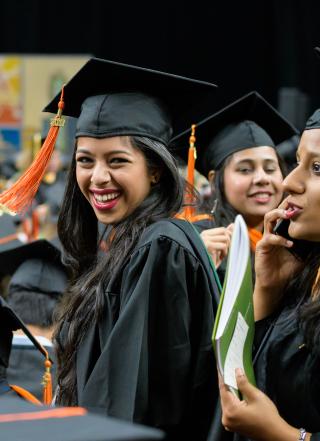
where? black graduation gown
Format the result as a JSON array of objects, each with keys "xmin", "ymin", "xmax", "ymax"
[
  {"xmin": 208, "ymin": 304, "xmax": 320, "ymax": 441},
  {"xmin": 60, "ymin": 219, "xmax": 221, "ymax": 441}
]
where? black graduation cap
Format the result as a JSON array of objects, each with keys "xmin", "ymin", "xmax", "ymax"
[
  {"xmin": 0, "ymin": 238, "xmax": 64, "ymax": 277},
  {"xmin": 0, "ymin": 296, "xmax": 50, "ymax": 368},
  {"xmin": 0, "ymin": 396, "xmax": 164, "ymax": 441},
  {"xmin": 171, "ymin": 91, "xmax": 298, "ymax": 177},
  {"xmin": 43, "ymin": 57, "xmax": 218, "ymax": 147},
  {"xmin": 305, "ymin": 107, "xmax": 320, "ymax": 131},
  {"xmin": 304, "ymin": 47, "xmax": 320, "ymax": 130}
]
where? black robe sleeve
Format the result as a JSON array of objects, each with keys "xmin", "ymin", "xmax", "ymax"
[{"xmin": 76, "ymin": 232, "xmax": 217, "ymax": 440}]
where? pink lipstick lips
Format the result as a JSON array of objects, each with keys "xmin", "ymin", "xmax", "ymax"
[
  {"xmin": 90, "ymin": 189, "xmax": 121, "ymax": 211},
  {"xmin": 285, "ymin": 204, "xmax": 302, "ymax": 219}
]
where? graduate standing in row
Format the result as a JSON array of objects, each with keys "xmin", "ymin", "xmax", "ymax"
[
  {"xmin": 0, "ymin": 58, "xmax": 222, "ymax": 440},
  {"xmin": 213, "ymin": 109, "xmax": 320, "ymax": 441},
  {"xmin": 174, "ymin": 91, "xmax": 298, "ymax": 280},
  {"xmin": 1, "ymin": 240, "xmax": 68, "ymax": 400}
]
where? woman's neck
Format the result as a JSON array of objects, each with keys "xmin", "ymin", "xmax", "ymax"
[{"xmin": 245, "ymin": 216, "xmax": 264, "ymax": 232}]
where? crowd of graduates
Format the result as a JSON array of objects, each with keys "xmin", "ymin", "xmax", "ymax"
[{"xmin": 0, "ymin": 52, "xmax": 319, "ymax": 441}]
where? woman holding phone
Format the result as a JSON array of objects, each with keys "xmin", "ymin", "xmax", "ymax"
[{"xmin": 216, "ymin": 109, "xmax": 320, "ymax": 441}]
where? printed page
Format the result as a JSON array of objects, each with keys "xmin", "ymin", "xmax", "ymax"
[
  {"xmin": 224, "ymin": 312, "xmax": 249, "ymax": 389},
  {"xmin": 215, "ymin": 215, "xmax": 249, "ymax": 339}
]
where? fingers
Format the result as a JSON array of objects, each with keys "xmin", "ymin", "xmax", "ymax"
[
  {"xmin": 255, "ymin": 209, "xmax": 294, "ymax": 252},
  {"xmin": 235, "ymin": 368, "xmax": 258, "ymax": 402},
  {"xmin": 257, "ymin": 231, "xmax": 293, "ymax": 251},
  {"xmin": 206, "ymin": 240, "xmax": 230, "ymax": 251},
  {"xmin": 201, "ymin": 227, "xmax": 232, "ymax": 239},
  {"xmin": 201, "ymin": 228, "xmax": 232, "ymax": 253},
  {"xmin": 263, "ymin": 208, "xmax": 289, "ymax": 234},
  {"xmin": 218, "ymin": 370, "xmax": 240, "ymax": 407},
  {"xmin": 227, "ymin": 223, "xmax": 234, "ymax": 232},
  {"xmin": 200, "ymin": 227, "xmax": 234, "ymax": 265}
]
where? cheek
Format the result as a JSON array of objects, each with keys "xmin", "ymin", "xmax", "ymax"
[
  {"xmin": 76, "ymin": 168, "xmax": 84, "ymax": 189},
  {"xmin": 224, "ymin": 175, "xmax": 249, "ymax": 201},
  {"xmin": 271, "ymin": 173, "xmax": 284, "ymax": 191},
  {"xmin": 76, "ymin": 168, "xmax": 90, "ymax": 197}
]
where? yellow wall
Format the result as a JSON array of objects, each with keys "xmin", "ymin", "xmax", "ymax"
[{"xmin": 23, "ymin": 55, "xmax": 90, "ymax": 129}]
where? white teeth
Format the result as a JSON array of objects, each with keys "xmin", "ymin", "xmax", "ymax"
[{"xmin": 94, "ymin": 192, "xmax": 119, "ymax": 202}]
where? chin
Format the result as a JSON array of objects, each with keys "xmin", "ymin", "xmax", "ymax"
[
  {"xmin": 95, "ymin": 212, "xmax": 118, "ymax": 225},
  {"xmin": 288, "ymin": 223, "xmax": 319, "ymax": 241}
]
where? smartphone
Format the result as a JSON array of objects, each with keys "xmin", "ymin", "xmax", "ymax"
[{"xmin": 273, "ymin": 218, "xmax": 314, "ymax": 261}]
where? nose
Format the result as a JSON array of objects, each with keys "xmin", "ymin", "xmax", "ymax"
[
  {"xmin": 282, "ymin": 166, "xmax": 304, "ymax": 194},
  {"xmin": 90, "ymin": 162, "xmax": 111, "ymax": 186},
  {"xmin": 252, "ymin": 167, "xmax": 271, "ymax": 185}
]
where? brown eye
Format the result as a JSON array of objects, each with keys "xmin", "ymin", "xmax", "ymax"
[
  {"xmin": 312, "ymin": 162, "xmax": 320, "ymax": 174},
  {"xmin": 237, "ymin": 167, "xmax": 251, "ymax": 173},
  {"xmin": 76, "ymin": 156, "xmax": 92, "ymax": 164},
  {"xmin": 110, "ymin": 158, "xmax": 128, "ymax": 164}
]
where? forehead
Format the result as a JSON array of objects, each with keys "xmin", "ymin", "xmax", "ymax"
[
  {"xmin": 229, "ymin": 146, "xmax": 279, "ymax": 163},
  {"xmin": 298, "ymin": 129, "xmax": 320, "ymax": 156},
  {"xmin": 76, "ymin": 136, "xmax": 133, "ymax": 150}
]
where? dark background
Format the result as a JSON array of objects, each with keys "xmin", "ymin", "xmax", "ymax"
[{"xmin": 1, "ymin": 0, "xmax": 320, "ymax": 130}]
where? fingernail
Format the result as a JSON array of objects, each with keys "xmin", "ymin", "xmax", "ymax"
[
  {"xmin": 235, "ymin": 368, "xmax": 244, "ymax": 376},
  {"xmin": 286, "ymin": 240, "xmax": 293, "ymax": 247}
]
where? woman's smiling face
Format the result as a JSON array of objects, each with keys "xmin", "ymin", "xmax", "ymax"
[
  {"xmin": 76, "ymin": 136, "xmax": 153, "ymax": 225},
  {"xmin": 223, "ymin": 146, "xmax": 284, "ymax": 229},
  {"xmin": 283, "ymin": 128, "xmax": 320, "ymax": 241}
]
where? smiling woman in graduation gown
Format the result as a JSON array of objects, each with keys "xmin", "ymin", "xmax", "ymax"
[
  {"xmin": 172, "ymin": 91, "xmax": 298, "ymax": 280},
  {"xmin": 24, "ymin": 58, "xmax": 224, "ymax": 441}
]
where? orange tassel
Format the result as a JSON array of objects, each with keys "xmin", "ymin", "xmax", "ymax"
[
  {"xmin": 0, "ymin": 88, "xmax": 65, "ymax": 215},
  {"xmin": 0, "ymin": 233, "xmax": 18, "ymax": 245},
  {"xmin": 31, "ymin": 210, "xmax": 39, "ymax": 240},
  {"xmin": 175, "ymin": 124, "xmax": 199, "ymax": 221},
  {"xmin": 10, "ymin": 385, "xmax": 42, "ymax": 406},
  {"xmin": 42, "ymin": 355, "xmax": 53, "ymax": 405}
]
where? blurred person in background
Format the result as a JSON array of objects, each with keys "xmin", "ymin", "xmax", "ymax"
[
  {"xmin": 0, "ymin": 239, "xmax": 68, "ymax": 400},
  {"xmin": 174, "ymin": 91, "xmax": 298, "ymax": 282}
]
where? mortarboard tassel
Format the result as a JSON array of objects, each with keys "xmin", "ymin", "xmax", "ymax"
[
  {"xmin": 185, "ymin": 124, "xmax": 197, "ymax": 219},
  {"xmin": 42, "ymin": 349, "xmax": 53, "ymax": 405},
  {"xmin": 176, "ymin": 125, "xmax": 212, "ymax": 222},
  {"xmin": 175, "ymin": 124, "xmax": 197, "ymax": 221},
  {"xmin": 0, "ymin": 88, "xmax": 65, "ymax": 216}
]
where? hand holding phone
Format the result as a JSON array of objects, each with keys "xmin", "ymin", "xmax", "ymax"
[{"xmin": 273, "ymin": 218, "xmax": 313, "ymax": 261}]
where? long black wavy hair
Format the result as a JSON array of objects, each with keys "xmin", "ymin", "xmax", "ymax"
[{"xmin": 54, "ymin": 135, "xmax": 185, "ymax": 405}]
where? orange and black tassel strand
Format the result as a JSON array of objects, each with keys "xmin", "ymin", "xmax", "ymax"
[
  {"xmin": 184, "ymin": 124, "xmax": 197, "ymax": 220},
  {"xmin": 175, "ymin": 124, "xmax": 197, "ymax": 221},
  {"xmin": 0, "ymin": 87, "xmax": 65, "ymax": 216},
  {"xmin": 42, "ymin": 354, "xmax": 53, "ymax": 405},
  {"xmin": 175, "ymin": 124, "xmax": 213, "ymax": 222}
]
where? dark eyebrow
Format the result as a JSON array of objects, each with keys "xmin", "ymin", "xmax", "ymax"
[
  {"xmin": 76, "ymin": 148, "xmax": 132, "ymax": 155},
  {"xmin": 235, "ymin": 158, "xmax": 278, "ymax": 165},
  {"xmin": 234, "ymin": 159, "xmax": 254, "ymax": 165}
]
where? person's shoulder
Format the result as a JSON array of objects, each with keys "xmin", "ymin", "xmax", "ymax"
[
  {"xmin": 137, "ymin": 219, "xmax": 197, "ymax": 254},
  {"xmin": 193, "ymin": 217, "xmax": 216, "ymax": 233}
]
